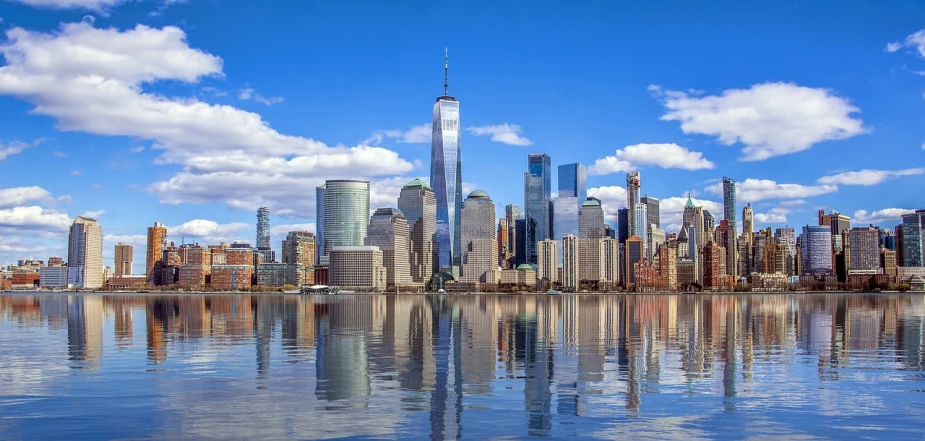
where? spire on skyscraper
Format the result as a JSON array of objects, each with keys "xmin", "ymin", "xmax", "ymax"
[{"xmin": 444, "ymin": 47, "xmax": 449, "ymax": 97}]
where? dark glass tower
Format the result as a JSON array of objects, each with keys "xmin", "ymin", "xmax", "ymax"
[
  {"xmin": 430, "ymin": 49, "xmax": 462, "ymax": 276},
  {"xmin": 524, "ymin": 153, "xmax": 551, "ymax": 265}
]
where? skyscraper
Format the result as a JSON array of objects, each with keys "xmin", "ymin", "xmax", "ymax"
[
  {"xmin": 256, "ymin": 206, "xmax": 271, "ymax": 249},
  {"xmin": 553, "ymin": 196, "xmax": 579, "ymax": 258},
  {"xmin": 505, "ymin": 204, "xmax": 520, "ymax": 263},
  {"xmin": 743, "ymin": 203, "xmax": 754, "ymax": 241},
  {"xmin": 558, "ymin": 163, "xmax": 587, "ymax": 201},
  {"xmin": 315, "ymin": 186, "xmax": 325, "ymax": 265},
  {"xmin": 901, "ymin": 213, "xmax": 923, "ymax": 267},
  {"xmin": 525, "ymin": 153, "xmax": 552, "ymax": 265},
  {"xmin": 399, "ymin": 179, "xmax": 437, "ymax": 282},
  {"xmin": 146, "ymin": 222, "xmax": 167, "ymax": 284},
  {"xmin": 460, "ymin": 190, "xmax": 497, "ymax": 283},
  {"xmin": 536, "ymin": 239, "xmax": 558, "ymax": 285},
  {"xmin": 640, "ymin": 195, "xmax": 660, "ymax": 231},
  {"xmin": 683, "ymin": 194, "xmax": 705, "ymax": 249},
  {"xmin": 848, "ymin": 226, "xmax": 880, "ymax": 270},
  {"xmin": 802, "ymin": 225, "xmax": 833, "ymax": 275},
  {"xmin": 626, "ymin": 172, "xmax": 641, "ymax": 237},
  {"xmin": 703, "ymin": 210, "xmax": 715, "ymax": 232},
  {"xmin": 722, "ymin": 176, "xmax": 736, "ymax": 232},
  {"xmin": 114, "ymin": 242, "xmax": 132, "ymax": 277},
  {"xmin": 822, "ymin": 210, "xmax": 851, "ymax": 252},
  {"xmin": 617, "ymin": 208, "xmax": 629, "ymax": 244},
  {"xmin": 562, "ymin": 235, "xmax": 579, "ymax": 291},
  {"xmin": 430, "ymin": 49, "xmax": 463, "ymax": 275},
  {"xmin": 321, "ymin": 180, "xmax": 370, "ymax": 262},
  {"xmin": 579, "ymin": 198, "xmax": 606, "ymax": 239},
  {"xmin": 68, "ymin": 216, "xmax": 103, "ymax": 289},
  {"xmin": 365, "ymin": 208, "xmax": 411, "ymax": 288},
  {"xmin": 634, "ymin": 202, "xmax": 648, "ymax": 256}
]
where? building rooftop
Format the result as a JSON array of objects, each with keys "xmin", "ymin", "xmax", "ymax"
[
  {"xmin": 467, "ymin": 190, "xmax": 490, "ymax": 199},
  {"xmin": 403, "ymin": 178, "xmax": 431, "ymax": 190},
  {"xmin": 581, "ymin": 199, "xmax": 601, "ymax": 207},
  {"xmin": 516, "ymin": 264, "xmax": 534, "ymax": 271}
]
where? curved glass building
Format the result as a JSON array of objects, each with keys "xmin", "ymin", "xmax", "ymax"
[{"xmin": 320, "ymin": 180, "xmax": 370, "ymax": 262}]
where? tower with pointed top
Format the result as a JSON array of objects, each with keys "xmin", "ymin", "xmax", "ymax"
[
  {"xmin": 431, "ymin": 48, "xmax": 462, "ymax": 276},
  {"xmin": 626, "ymin": 172, "xmax": 641, "ymax": 239}
]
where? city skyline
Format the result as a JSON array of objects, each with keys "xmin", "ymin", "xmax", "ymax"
[{"xmin": 1, "ymin": 1, "xmax": 925, "ymax": 269}]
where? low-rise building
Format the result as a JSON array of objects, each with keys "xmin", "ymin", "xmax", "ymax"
[
  {"xmin": 211, "ymin": 265, "xmax": 254, "ymax": 290},
  {"xmin": 39, "ymin": 267, "xmax": 68, "ymax": 289},
  {"xmin": 256, "ymin": 263, "xmax": 304, "ymax": 287},
  {"xmin": 329, "ymin": 246, "xmax": 386, "ymax": 292}
]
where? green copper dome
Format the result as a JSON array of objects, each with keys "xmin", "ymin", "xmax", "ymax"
[
  {"xmin": 516, "ymin": 264, "xmax": 534, "ymax": 271},
  {"xmin": 467, "ymin": 190, "xmax": 490, "ymax": 199},
  {"xmin": 404, "ymin": 178, "xmax": 431, "ymax": 190},
  {"xmin": 685, "ymin": 192, "xmax": 695, "ymax": 209},
  {"xmin": 581, "ymin": 199, "xmax": 601, "ymax": 207}
]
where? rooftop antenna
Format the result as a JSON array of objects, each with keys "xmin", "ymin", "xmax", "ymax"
[{"xmin": 444, "ymin": 47, "xmax": 449, "ymax": 96}]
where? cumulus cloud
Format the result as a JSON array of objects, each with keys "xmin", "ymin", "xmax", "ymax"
[
  {"xmin": 238, "ymin": 87, "xmax": 284, "ymax": 106},
  {"xmin": 0, "ymin": 141, "xmax": 32, "ymax": 161},
  {"xmin": 270, "ymin": 223, "xmax": 316, "ymax": 236},
  {"xmin": 587, "ymin": 186, "xmax": 627, "ymax": 224},
  {"xmin": 0, "ymin": 186, "xmax": 53, "ymax": 208},
  {"xmin": 779, "ymin": 199, "xmax": 805, "ymax": 207},
  {"xmin": 754, "ymin": 208, "xmax": 788, "ymax": 225},
  {"xmin": 9, "ymin": 0, "xmax": 123, "ymax": 10},
  {"xmin": 365, "ymin": 124, "xmax": 431, "ymax": 145},
  {"xmin": 652, "ymin": 82, "xmax": 866, "ymax": 161},
  {"xmin": 817, "ymin": 168, "xmax": 925, "ymax": 186},
  {"xmin": 168, "ymin": 219, "xmax": 252, "ymax": 244},
  {"xmin": 0, "ymin": 22, "xmax": 414, "ymax": 212},
  {"xmin": 0, "ymin": 206, "xmax": 72, "ymax": 234},
  {"xmin": 706, "ymin": 178, "xmax": 838, "ymax": 202},
  {"xmin": 80, "ymin": 209, "xmax": 106, "ymax": 218},
  {"xmin": 588, "ymin": 143, "xmax": 714, "ymax": 175},
  {"xmin": 886, "ymin": 30, "xmax": 925, "ymax": 61},
  {"xmin": 853, "ymin": 208, "xmax": 916, "ymax": 225},
  {"xmin": 466, "ymin": 124, "xmax": 533, "ymax": 146}
]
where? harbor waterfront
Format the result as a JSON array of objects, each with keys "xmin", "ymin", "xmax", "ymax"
[{"xmin": 2, "ymin": 293, "xmax": 925, "ymax": 440}]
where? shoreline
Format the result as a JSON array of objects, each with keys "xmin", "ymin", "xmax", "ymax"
[{"xmin": 1, "ymin": 290, "xmax": 920, "ymax": 296}]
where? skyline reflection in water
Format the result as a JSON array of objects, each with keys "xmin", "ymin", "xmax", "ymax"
[{"xmin": 1, "ymin": 293, "xmax": 925, "ymax": 440}]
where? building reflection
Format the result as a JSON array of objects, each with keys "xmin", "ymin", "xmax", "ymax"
[{"xmin": 3, "ymin": 293, "xmax": 925, "ymax": 438}]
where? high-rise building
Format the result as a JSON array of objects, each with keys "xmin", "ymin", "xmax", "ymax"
[
  {"xmin": 281, "ymin": 231, "xmax": 315, "ymax": 285},
  {"xmin": 624, "ymin": 236, "xmax": 644, "ymax": 288},
  {"xmin": 657, "ymin": 243, "xmax": 678, "ymax": 290},
  {"xmin": 722, "ymin": 176, "xmax": 736, "ymax": 233},
  {"xmin": 703, "ymin": 241, "xmax": 729, "ymax": 290},
  {"xmin": 821, "ymin": 210, "xmax": 852, "ymax": 252},
  {"xmin": 901, "ymin": 213, "xmax": 923, "ymax": 267},
  {"xmin": 882, "ymin": 248, "xmax": 898, "ymax": 280},
  {"xmin": 256, "ymin": 206, "xmax": 271, "ymax": 249},
  {"xmin": 617, "ymin": 208, "xmax": 629, "ymax": 244},
  {"xmin": 703, "ymin": 210, "xmax": 715, "ymax": 232},
  {"xmin": 683, "ymin": 194, "xmax": 705, "ymax": 250},
  {"xmin": 460, "ymin": 190, "xmax": 497, "ymax": 283},
  {"xmin": 553, "ymin": 196, "xmax": 579, "ymax": 257},
  {"xmin": 849, "ymin": 226, "xmax": 880, "ymax": 271},
  {"xmin": 430, "ymin": 49, "xmax": 463, "ymax": 275},
  {"xmin": 634, "ymin": 203, "xmax": 648, "ymax": 257},
  {"xmin": 514, "ymin": 219, "xmax": 527, "ymax": 266},
  {"xmin": 577, "ymin": 238, "xmax": 602, "ymax": 283},
  {"xmin": 146, "ymin": 222, "xmax": 167, "ymax": 284},
  {"xmin": 114, "ymin": 242, "xmax": 132, "ymax": 277},
  {"xmin": 320, "ymin": 180, "xmax": 370, "ymax": 262},
  {"xmin": 640, "ymin": 195, "xmax": 660, "ymax": 232},
  {"xmin": 647, "ymin": 226, "xmax": 665, "ymax": 264},
  {"xmin": 600, "ymin": 237, "xmax": 620, "ymax": 288},
  {"xmin": 578, "ymin": 198, "xmax": 606, "ymax": 239},
  {"xmin": 398, "ymin": 179, "xmax": 437, "ymax": 282},
  {"xmin": 329, "ymin": 246, "xmax": 386, "ymax": 292},
  {"xmin": 315, "ymin": 186, "xmax": 325, "ymax": 265},
  {"xmin": 561, "ymin": 235, "xmax": 579, "ymax": 291},
  {"xmin": 524, "ymin": 153, "xmax": 552, "ymax": 265},
  {"xmin": 716, "ymin": 220, "xmax": 737, "ymax": 278},
  {"xmin": 626, "ymin": 172, "xmax": 641, "ymax": 237},
  {"xmin": 802, "ymin": 225, "xmax": 833, "ymax": 275},
  {"xmin": 67, "ymin": 216, "xmax": 103, "ymax": 289},
  {"xmin": 497, "ymin": 218, "xmax": 508, "ymax": 266},
  {"xmin": 505, "ymin": 204, "xmax": 520, "ymax": 261},
  {"xmin": 558, "ymin": 163, "xmax": 587, "ymax": 201},
  {"xmin": 365, "ymin": 208, "xmax": 411, "ymax": 288},
  {"xmin": 536, "ymin": 239, "xmax": 558, "ymax": 285},
  {"xmin": 742, "ymin": 204, "xmax": 754, "ymax": 242}
]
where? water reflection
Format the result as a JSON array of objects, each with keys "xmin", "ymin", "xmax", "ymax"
[{"xmin": 1, "ymin": 293, "xmax": 925, "ymax": 439}]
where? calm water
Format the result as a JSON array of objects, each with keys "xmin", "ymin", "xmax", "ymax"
[{"xmin": 1, "ymin": 294, "xmax": 925, "ymax": 440}]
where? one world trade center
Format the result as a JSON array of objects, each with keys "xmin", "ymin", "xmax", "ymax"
[{"xmin": 431, "ymin": 49, "xmax": 462, "ymax": 277}]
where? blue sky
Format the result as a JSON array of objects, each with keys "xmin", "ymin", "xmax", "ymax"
[{"xmin": 0, "ymin": 0, "xmax": 924, "ymax": 271}]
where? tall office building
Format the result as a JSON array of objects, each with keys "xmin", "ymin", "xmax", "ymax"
[
  {"xmin": 558, "ymin": 163, "xmax": 587, "ymax": 201},
  {"xmin": 315, "ymin": 186, "xmax": 325, "ymax": 265},
  {"xmin": 114, "ymin": 243, "xmax": 133, "ymax": 277},
  {"xmin": 617, "ymin": 208, "xmax": 629, "ymax": 244},
  {"xmin": 624, "ymin": 236, "xmax": 644, "ymax": 288},
  {"xmin": 399, "ymin": 179, "xmax": 437, "ymax": 282},
  {"xmin": 525, "ymin": 153, "xmax": 552, "ymax": 265},
  {"xmin": 716, "ymin": 220, "xmax": 737, "ymax": 278},
  {"xmin": 365, "ymin": 208, "xmax": 411, "ymax": 288},
  {"xmin": 146, "ymin": 222, "xmax": 167, "ymax": 284},
  {"xmin": 901, "ymin": 213, "xmax": 923, "ymax": 267},
  {"xmin": 802, "ymin": 225, "xmax": 833, "ymax": 275},
  {"xmin": 600, "ymin": 237, "xmax": 620, "ymax": 287},
  {"xmin": 561, "ymin": 235, "xmax": 579, "ymax": 291},
  {"xmin": 683, "ymin": 194, "xmax": 705, "ymax": 249},
  {"xmin": 742, "ymin": 204, "xmax": 754, "ymax": 243},
  {"xmin": 626, "ymin": 172, "xmax": 641, "ymax": 238},
  {"xmin": 703, "ymin": 210, "xmax": 715, "ymax": 232},
  {"xmin": 536, "ymin": 239, "xmax": 558, "ymax": 285},
  {"xmin": 460, "ymin": 190, "xmax": 497, "ymax": 283},
  {"xmin": 68, "ymin": 216, "xmax": 103, "ymax": 289},
  {"xmin": 640, "ymin": 195, "xmax": 660, "ymax": 231},
  {"xmin": 848, "ymin": 226, "xmax": 880, "ymax": 271},
  {"xmin": 579, "ymin": 198, "xmax": 606, "ymax": 239},
  {"xmin": 634, "ymin": 203, "xmax": 648, "ymax": 257},
  {"xmin": 821, "ymin": 210, "xmax": 851, "ymax": 252},
  {"xmin": 505, "ymin": 204, "xmax": 520, "ymax": 260},
  {"xmin": 256, "ymin": 206, "xmax": 271, "ymax": 249},
  {"xmin": 282, "ymin": 231, "xmax": 315, "ymax": 267},
  {"xmin": 430, "ymin": 49, "xmax": 463, "ymax": 274},
  {"xmin": 722, "ymin": 176, "xmax": 736, "ymax": 232},
  {"xmin": 553, "ymin": 196, "xmax": 579, "ymax": 255},
  {"xmin": 320, "ymin": 180, "xmax": 370, "ymax": 262}
]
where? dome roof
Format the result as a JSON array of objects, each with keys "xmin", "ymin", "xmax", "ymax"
[
  {"xmin": 516, "ymin": 264, "xmax": 534, "ymax": 271},
  {"xmin": 581, "ymin": 199, "xmax": 601, "ymax": 207},
  {"xmin": 403, "ymin": 178, "xmax": 431, "ymax": 190},
  {"xmin": 468, "ymin": 190, "xmax": 490, "ymax": 199}
]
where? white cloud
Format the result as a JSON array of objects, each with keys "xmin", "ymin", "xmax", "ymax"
[
  {"xmin": 270, "ymin": 223, "xmax": 315, "ymax": 236},
  {"xmin": 816, "ymin": 168, "xmax": 925, "ymax": 186},
  {"xmin": 238, "ymin": 87, "xmax": 283, "ymax": 106},
  {"xmin": 0, "ymin": 186, "xmax": 53, "ymax": 208},
  {"xmin": 653, "ymin": 82, "xmax": 866, "ymax": 161},
  {"xmin": 0, "ymin": 22, "xmax": 414, "ymax": 212},
  {"xmin": 0, "ymin": 141, "xmax": 32, "ymax": 161},
  {"xmin": 466, "ymin": 124, "xmax": 533, "ymax": 146},
  {"xmin": 588, "ymin": 143, "xmax": 714, "ymax": 175},
  {"xmin": 366, "ymin": 124, "xmax": 432, "ymax": 145},
  {"xmin": 168, "ymin": 219, "xmax": 252, "ymax": 244},
  {"xmin": 587, "ymin": 186, "xmax": 627, "ymax": 224},
  {"xmin": 754, "ymin": 208, "xmax": 788, "ymax": 225},
  {"xmin": 70, "ymin": 169, "xmax": 82, "ymax": 176},
  {"xmin": 130, "ymin": 146, "xmax": 145, "ymax": 153},
  {"xmin": 853, "ymin": 208, "xmax": 916, "ymax": 225},
  {"xmin": 0, "ymin": 206, "xmax": 72, "ymax": 233},
  {"xmin": 888, "ymin": 30, "xmax": 925, "ymax": 59},
  {"xmin": 10, "ymin": 0, "xmax": 123, "ymax": 10},
  {"xmin": 779, "ymin": 199, "xmax": 805, "ymax": 207},
  {"xmin": 103, "ymin": 233, "xmax": 146, "ymax": 246},
  {"xmin": 80, "ymin": 209, "xmax": 106, "ymax": 218},
  {"xmin": 706, "ymin": 178, "xmax": 838, "ymax": 202},
  {"xmin": 886, "ymin": 42, "xmax": 903, "ymax": 52}
]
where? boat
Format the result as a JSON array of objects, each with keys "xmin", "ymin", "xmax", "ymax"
[
  {"xmin": 547, "ymin": 289, "xmax": 561, "ymax": 295},
  {"xmin": 300, "ymin": 285, "xmax": 340, "ymax": 295}
]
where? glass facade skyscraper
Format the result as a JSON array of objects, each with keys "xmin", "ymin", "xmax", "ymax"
[
  {"xmin": 901, "ymin": 213, "xmax": 923, "ymax": 267},
  {"xmin": 430, "ymin": 52, "xmax": 462, "ymax": 275},
  {"xmin": 802, "ymin": 225, "xmax": 833, "ymax": 275},
  {"xmin": 315, "ymin": 186, "xmax": 325, "ymax": 265},
  {"xmin": 722, "ymin": 176, "xmax": 736, "ymax": 232},
  {"xmin": 320, "ymin": 180, "xmax": 370, "ymax": 262},
  {"xmin": 553, "ymin": 196, "xmax": 579, "ymax": 262},
  {"xmin": 256, "ymin": 206, "xmax": 271, "ymax": 249},
  {"xmin": 557, "ymin": 163, "xmax": 587, "ymax": 201},
  {"xmin": 524, "ymin": 153, "xmax": 552, "ymax": 265}
]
